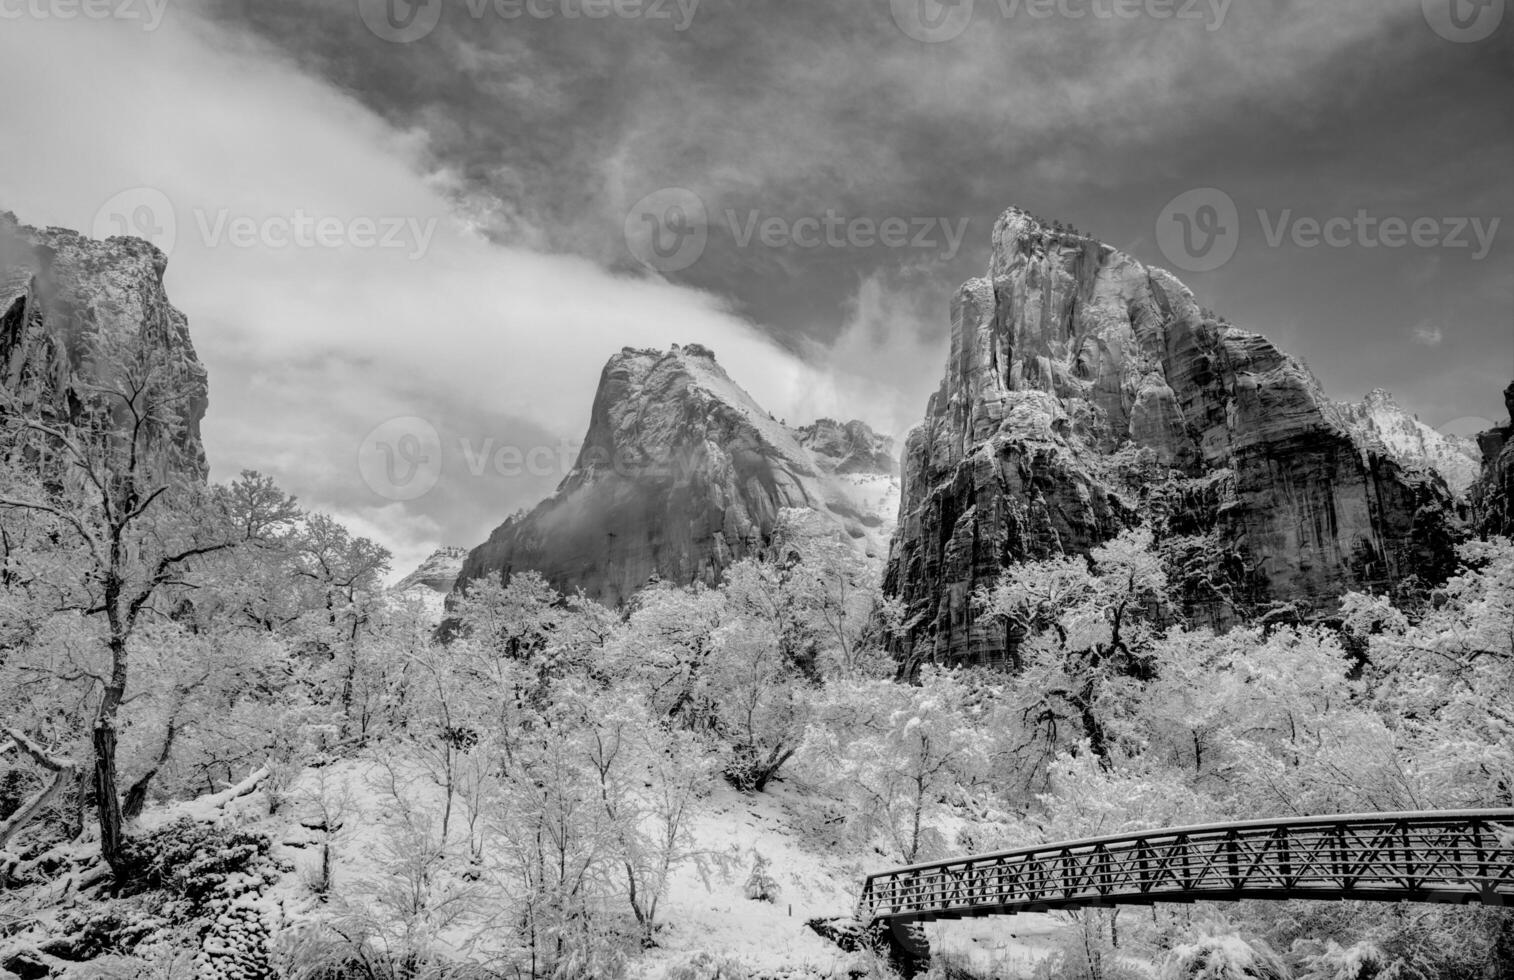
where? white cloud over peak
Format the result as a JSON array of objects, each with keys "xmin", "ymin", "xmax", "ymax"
[{"xmin": 0, "ymin": 5, "xmax": 917, "ymax": 578}]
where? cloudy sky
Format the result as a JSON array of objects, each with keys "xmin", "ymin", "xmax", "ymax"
[{"xmin": 1, "ymin": 0, "xmax": 1509, "ymax": 577}]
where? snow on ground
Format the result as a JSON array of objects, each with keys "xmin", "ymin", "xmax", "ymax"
[
  {"xmin": 11, "ymin": 760, "xmax": 1070, "ymax": 978},
  {"xmin": 631, "ymin": 778, "xmax": 1065, "ymax": 978}
]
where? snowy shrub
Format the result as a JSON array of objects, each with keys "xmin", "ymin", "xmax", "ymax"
[
  {"xmin": 55, "ymin": 952, "xmax": 198, "ymax": 979},
  {"xmin": 664, "ymin": 950, "xmax": 753, "ymax": 980},
  {"xmin": 275, "ymin": 921, "xmax": 499, "ymax": 980},
  {"xmin": 1293, "ymin": 940, "xmax": 1399, "ymax": 980},
  {"xmin": 118, "ymin": 819, "xmax": 278, "ymax": 922},
  {"xmin": 49, "ymin": 902, "xmax": 169, "ymax": 960},
  {"xmin": 298, "ymin": 843, "xmax": 334, "ymax": 899},
  {"xmin": 1163, "ymin": 934, "xmax": 1290, "ymax": 980},
  {"xmin": 1028, "ymin": 922, "xmax": 1154, "ymax": 980},
  {"xmin": 743, "ymin": 852, "xmax": 780, "ymax": 903}
]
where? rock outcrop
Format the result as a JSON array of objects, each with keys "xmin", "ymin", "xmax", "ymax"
[
  {"xmin": 456, "ymin": 345, "xmax": 898, "ymax": 609},
  {"xmin": 1472, "ymin": 382, "xmax": 1514, "ymax": 536},
  {"xmin": 1338, "ymin": 389, "xmax": 1482, "ymax": 495},
  {"xmin": 886, "ymin": 207, "xmax": 1460, "ymax": 668},
  {"xmin": 395, "ymin": 546, "xmax": 468, "ymax": 595},
  {"xmin": 391, "ymin": 546, "xmax": 468, "ymax": 623},
  {"xmin": 0, "ymin": 212, "xmax": 208, "ymax": 479},
  {"xmin": 795, "ymin": 419, "xmax": 898, "ymax": 477}
]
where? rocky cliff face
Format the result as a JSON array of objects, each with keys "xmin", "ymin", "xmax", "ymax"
[
  {"xmin": 795, "ymin": 418, "xmax": 898, "ymax": 477},
  {"xmin": 886, "ymin": 207, "xmax": 1460, "ymax": 668},
  {"xmin": 396, "ymin": 546, "xmax": 468, "ymax": 595},
  {"xmin": 392, "ymin": 546, "xmax": 468, "ymax": 624},
  {"xmin": 1338, "ymin": 389, "xmax": 1482, "ymax": 495},
  {"xmin": 0, "ymin": 212, "xmax": 208, "ymax": 479},
  {"xmin": 456, "ymin": 344, "xmax": 898, "ymax": 609},
  {"xmin": 1472, "ymin": 383, "xmax": 1514, "ymax": 536}
]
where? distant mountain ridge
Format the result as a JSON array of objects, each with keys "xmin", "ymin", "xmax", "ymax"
[
  {"xmin": 455, "ymin": 344, "xmax": 899, "ymax": 608},
  {"xmin": 1337, "ymin": 389, "xmax": 1481, "ymax": 495}
]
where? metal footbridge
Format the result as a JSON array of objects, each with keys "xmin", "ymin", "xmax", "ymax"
[{"xmin": 858, "ymin": 809, "xmax": 1514, "ymax": 925}]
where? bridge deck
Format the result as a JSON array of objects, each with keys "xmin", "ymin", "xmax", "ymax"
[{"xmin": 857, "ymin": 809, "xmax": 1514, "ymax": 924}]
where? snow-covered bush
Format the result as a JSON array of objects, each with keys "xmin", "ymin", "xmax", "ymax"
[
  {"xmin": 1163, "ymin": 934, "xmax": 1289, "ymax": 980},
  {"xmin": 119, "ymin": 820, "xmax": 277, "ymax": 916},
  {"xmin": 665, "ymin": 950, "xmax": 752, "ymax": 980},
  {"xmin": 743, "ymin": 851, "xmax": 780, "ymax": 903},
  {"xmin": 1292, "ymin": 940, "xmax": 1398, "ymax": 980}
]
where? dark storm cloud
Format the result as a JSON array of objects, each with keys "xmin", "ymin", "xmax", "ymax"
[
  {"xmin": 4, "ymin": 0, "xmax": 1507, "ymax": 574},
  {"xmin": 208, "ymin": 0, "xmax": 1512, "ymax": 426}
]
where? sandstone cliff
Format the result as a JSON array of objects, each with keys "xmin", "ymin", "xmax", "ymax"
[
  {"xmin": 0, "ymin": 212, "xmax": 208, "ymax": 479},
  {"xmin": 456, "ymin": 345, "xmax": 898, "ymax": 608},
  {"xmin": 796, "ymin": 418, "xmax": 898, "ymax": 477},
  {"xmin": 1471, "ymin": 383, "xmax": 1514, "ymax": 537},
  {"xmin": 1338, "ymin": 389, "xmax": 1482, "ymax": 495},
  {"xmin": 392, "ymin": 546, "xmax": 468, "ymax": 624},
  {"xmin": 886, "ymin": 207, "xmax": 1461, "ymax": 668}
]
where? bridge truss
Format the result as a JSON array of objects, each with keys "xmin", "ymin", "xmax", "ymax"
[{"xmin": 858, "ymin": 809, "xmax": 1514, "ymax": 924}]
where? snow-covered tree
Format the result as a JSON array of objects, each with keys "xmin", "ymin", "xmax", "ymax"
[{"xmin": 803, "ymin": 669, "xmax": 992, "ymax": 863}]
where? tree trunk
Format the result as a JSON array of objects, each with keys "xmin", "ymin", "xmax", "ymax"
[
  {"xmin": 93, "ymin": 623, "xmax": 132, "ymax": 876},
  {"xmin": 122, "ymin": 716, "xmax": 180, "ymax": 821},
  {"xmin": 93, "ymin": 720, "xmax": 125, "ymax": 874}
]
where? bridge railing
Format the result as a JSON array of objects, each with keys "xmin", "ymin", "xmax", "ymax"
[{"xmin": 858, "ymin": 809, "xmax": 1514, "ymax": 924}]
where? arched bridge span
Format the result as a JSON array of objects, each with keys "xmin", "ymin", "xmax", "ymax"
[{"xmin": 858, "ymin": 809, "xmax": 1514, "ymax": 925}]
